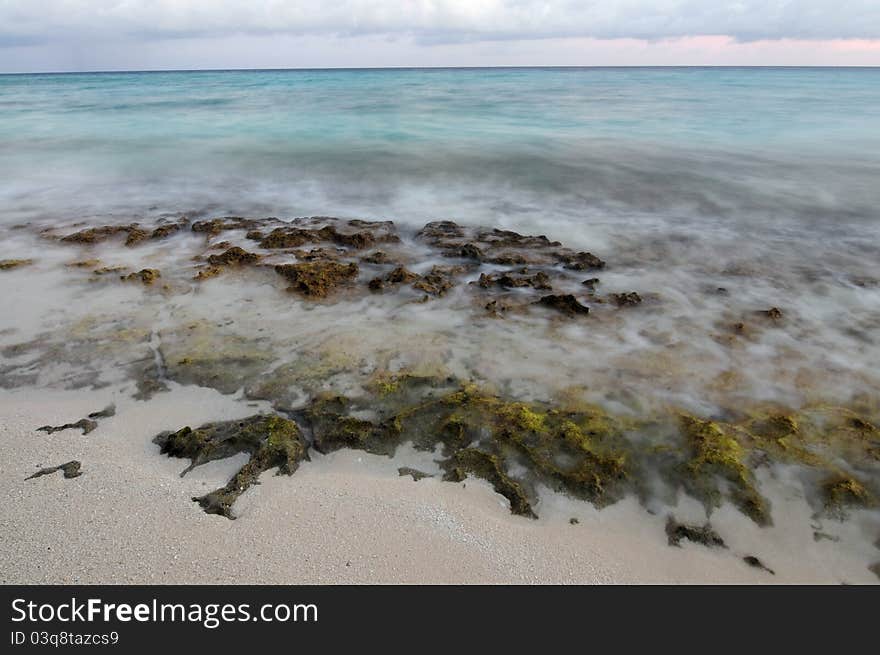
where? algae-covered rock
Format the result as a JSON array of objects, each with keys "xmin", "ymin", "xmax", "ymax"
[
  {"xmin": 821, "ymin": 474, "xmax": 873, "ymax": 517},
  {"xmin": 398, "ymin": 467, "xmax": 432, "ymax": 481},
  {"xmin": 557, "ymin": 251, "xmax": 606, "ymax": 271},
  {"xmin": 207, "ymin": 246, "xmax": 261, "ymax": 267},
  {"xmin": 679, "ymin": 415, "xmax": 770, "ymax": 525},
  {"xmin": 26, "ymin": 461, "xmax": 82, "ymax": 480},
  {"xmin": 411, "ymin": 265, "xmax": 461, "ymax": 297},
  {"xmin": 665, "ymin": 516, "xmax": 726, "ymax": 548},
  {"xmin": 0, "ymin": 259, "xmax": 34, "ymax": 271},
  {"xmin": 478, "ymin": 269, "xmax": 552, "ymax": 291},
  {"xmin": 441, "ymin": 448, "xmax": 537, "ymax": 518},
  {"xmin": 121, "ymin": 269, "xmax": 161, "ymax": 285},
  {"xmin": 537, "ymin": 294, "xmax": 590, "ymax": 317},
  {"xmin": 610, "ymin": 292, "xmax": 643, "ymax": 307},
  {"xmin": 153, "ymin": 414, "xmax": 309, "ymax": 519},
  {"xmin": 37, "ymin": 418, "xmax": 98, "ymax": 435},
  {"xmin": 274, "ymin": 261, "xmax": 359, "ymax": 298},
  {"xmin": 59, "ymin": 223, "xmax": 165, "ymax": 247}
]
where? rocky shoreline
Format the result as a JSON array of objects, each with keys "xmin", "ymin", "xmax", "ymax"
[{"xmin": 2, "ymin": 214, "xmax": 878, "ymax": 579}]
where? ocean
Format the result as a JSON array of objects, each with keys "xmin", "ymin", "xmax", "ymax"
[{"xmin": 2, "ymin": 67, "xmax": 879, "ymax": 232}]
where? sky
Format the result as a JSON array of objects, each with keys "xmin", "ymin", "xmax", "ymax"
[{"xmin": 1, "ymin": 1, "xmax": 879, "ymax": 72}]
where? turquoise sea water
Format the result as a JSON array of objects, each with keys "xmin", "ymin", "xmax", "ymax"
[{"xmin": 1, "ymin": 67, "xmax": 879, "ymax": 236}]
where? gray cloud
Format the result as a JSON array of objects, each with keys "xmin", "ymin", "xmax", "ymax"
[{"xmin": 1, "ymin": 0, "xmax": 879, "ymax": 48}]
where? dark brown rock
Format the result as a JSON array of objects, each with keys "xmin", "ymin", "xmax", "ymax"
[{"xmin": 537, "ymin": 294, "xmax": 590, "ymax": 317}]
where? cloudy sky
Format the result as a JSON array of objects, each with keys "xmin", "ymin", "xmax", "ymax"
[{"xmin": 1, "ymin": 1, "xmax": 879, "ymax": 72}]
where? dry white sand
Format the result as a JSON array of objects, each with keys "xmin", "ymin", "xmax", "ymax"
[{"xmin": 1, "ymin": 385, "xmax": 878, "ymax": 584}]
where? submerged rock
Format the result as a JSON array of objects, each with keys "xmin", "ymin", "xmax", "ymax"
[
  {"xmin": 557, "ymin": 251, "xmax": 606, "ymax": 271},
  {"xmin": 207, "ymin": 246, "xmax": 261, "ymax": 267},
  {"xmin": 120, "ymin": 268, "xmax": 161, "ymax": 285},
  {"xmin": 196, "ymin": 246, "xmax": 262, "ymax": 280},
  {"xmin": 821, "ymin": 474, "xmax": 873, "ymax": 517},
  {"xmin": 678, "ymin": 415, "xmax": 770, "ymax": 525},
  {"xmin": 478, "ymin": 269, "xmax": 552, "ymax": 291},
  {"xmin": 26, "ymin": 461, "xmax": 82, "ymax": 480},
  {"xmin": 153, "ymin": 415, "xmax": 309, "ymax": 519},
  {"xmin": 0, "ymin": 259, "xmax": 34, "ymax": 271},
  {"xmin": 274, "ymin": 261, "xmax": 359, "ymax": 298},
  {"xmin": 537, "ymin": 294, "xmax": 590, "ymax": 317},
  {"xmin": 610, "ymin": 292, "xmax": 643, "ymax": 307}
]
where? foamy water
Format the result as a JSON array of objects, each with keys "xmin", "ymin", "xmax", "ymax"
[{"xmin": 2, "ymin": 68, "xmax": 880, "ymax": 410}]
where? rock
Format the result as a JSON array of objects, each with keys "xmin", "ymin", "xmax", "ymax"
[
  {"xmin": 0, "ymin": 259, "xmax": 34, "ymax": 271},
  {"xmin": 120, "ymin": 268, "xmax": 161, "ymax": 285},
  {"xmin": 557, "ymin": 251, "xmax": 606, "ymax": 271},
  {"xmin": 398, "ymin": 467, "xmax": 432, "ymax": 481},
  {"xmin": 411, "ymin": 266, "xmax": 460, "ymax": 296},
  {"xmin": 87, "ymin": 405, "xmax": 115, "ymax": 419},
  {"xmin": 191, "ymin": 217, "xmax": 259, "ymax": 236},
  {"xmin": 362, "ymin": 251, "xmax": 391, "ymax": 264},
  {"xmin": 537, "ymin": 294, "xmax": 590, "ymax": 317},
  {"xmin": 821, "ymin": 474, "xmax": 872, "ymax": 516},
  {"xmin": 206, "ymin": 246, "xmax": 261, "ymax": 267},
  {"xmin": 610, "ymin": 292, "xmax": 642, "ymax": 307},
  {"xmin": 37, "ymin": 418, "xmax": 98, "ymax": 435},
  {"xmin": 274, "ymin": 261, "xmax": 359, "ymax": 298},
  {"xmin": 441, "ymin": 448, "xmax": 537, "ymax": 518},
  {"xmin": 478, "ymin": 269, "xmax": 552, "ymax": 291},
  {"xmin": 582, "ymin": 278, "xmax": 600, "ymax": 291},
  {"xmin": 743, "ymin": 555, "xmax": 775, "ymax": 575},
  {"xmin": 66, "ymin": 259, "xmax": 101, "ymax": 269},
  {"xmin": 153, "ymin": 415, "xmax": 309, "ymax": 519},
  {"xmin": 26, "ymin": 461, "xmax": 82, "ymax": 480},
  {"xmin": 453, "ymin": 243, "xmax": 484, "ymax": 261},
  {"xmin": 760, "ymin": 307, "xmax": 784, "ymax": 320},
  {"xmin": 665, "ymin": 517, "xmax": 726, "ymax": 548}
]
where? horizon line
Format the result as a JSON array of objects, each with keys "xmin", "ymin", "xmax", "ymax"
[{"xmin": 2, "ymin": 64, "xmax": 880, "ymax": 76}]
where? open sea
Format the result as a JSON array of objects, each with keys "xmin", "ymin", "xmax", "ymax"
[{"xmin": 1, "ymin": 67, "xmax": 879, "ymax": 231}]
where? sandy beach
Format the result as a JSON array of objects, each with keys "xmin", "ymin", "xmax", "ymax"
[{"xmin": 2, "ymin": 385, "xmax": 877, "ymax": 584}]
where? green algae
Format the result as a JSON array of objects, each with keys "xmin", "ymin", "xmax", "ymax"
[
  {"xmin": 821, "ymin": 474, "xmax": 873, "ymax": 517},
  {"xmin": 678, "ymin": 415, "xmax": 770, "ymax": 525},
  {"xmin": 154, "ymin": 415, "xmax": 309, "ymax": 519}
]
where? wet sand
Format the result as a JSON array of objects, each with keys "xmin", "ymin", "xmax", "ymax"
[{"xmin": 2, "ymin": 386, "xmax": 877, "ymax": 584}]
